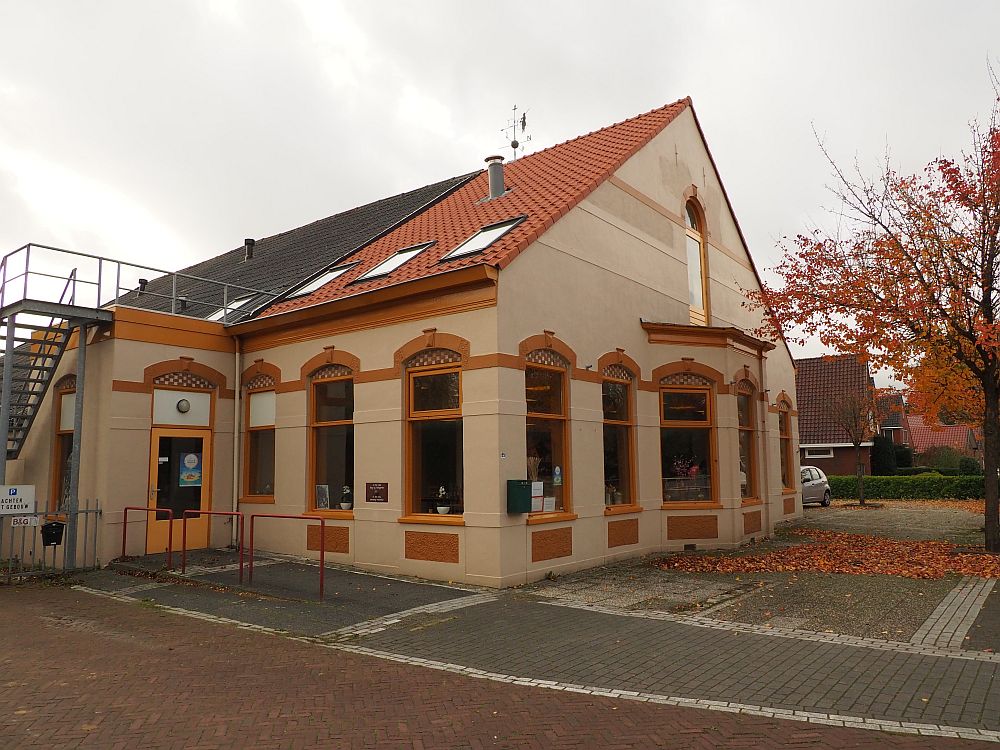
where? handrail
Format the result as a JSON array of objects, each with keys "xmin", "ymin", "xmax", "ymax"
[
  {"xmin": 181, "ymin": 510, "xmax": 244, "ymax": 582},
  {"xmin": 121, "ymin": 506, "xmax": 174, "ymax": 570},
  {"xmin": 248, "ymin": 514, "xmax": 326, "ymax": 599}
]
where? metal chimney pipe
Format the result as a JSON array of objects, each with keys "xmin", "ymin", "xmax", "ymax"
[
  {"xmin": 485, "ymin": 155, "xmax": 505, "ymax": 199},
  {"xmin": 244, "ymin": 238, "xmax": 255, "ymax": 261}
]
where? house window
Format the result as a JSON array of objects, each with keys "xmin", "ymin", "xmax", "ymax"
[
  {"xmin": 441, "ymin": 217, "xmax": 525, "ymax": 260},
  {"xmin": 51, "ymin": 377, "xmax": 77, "ymax": 512},
  {"xmin": 287, "ymin": 264, "xmax": 356, "ymax": 299},
  {"xmin": 525, "ymin": 351, "xmax": 570, "ymax": 513},
  {"xmin": 406, "ymin": 351, "xmax": 463, "ymax": 515},
  {"xmin": 685, "ymin": 202, "xmax": 710, "ymax": 326},
  {"xmin": 357, "ymin": 242, "xmax": 434, "ymax": 281},
  {"xmin": 310, "ymin": 367, "xmax": 354, "ymax": 510},
  {"xmin": 244, "ymin": 377, "xmax": 276, "ymax": 499},
  {"xmin": 660, "ymin": 374, "xmax": 714, "ymax": 502},
  {"xmin": 804, "ymin": 447, "xmax": 833, "ymax": 459},
  {"xmin": 737, "ymin": 383, "xmax": 757, "ymax": 500},
  {"xmin": 779, "ymin": 401, "xmax": 794, "ymax": 490},
  {"xmin": 602, "ymin": 364, "xmax": 635, "ymax": 505}
]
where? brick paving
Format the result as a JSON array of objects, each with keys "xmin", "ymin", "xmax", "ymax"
[
  {"xmin": 912, "ymin": 578, "xmax": 997, "ymax": 649},
  {"xmin": 0, "ymin": 585, "xmax": 983, "ymax": 749}
]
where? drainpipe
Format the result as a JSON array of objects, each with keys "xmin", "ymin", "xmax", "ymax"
[
  {"xmin": 232, "ymin": 336, "xmax": 241, "ymax": 547},
  {"xmin": 65, "ymin": 322, "xmax": 88, "ymax": 569}
]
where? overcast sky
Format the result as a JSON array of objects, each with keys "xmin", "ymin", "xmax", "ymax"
[{"xmin": 1, "ymin": 1, "xmax": 998, "ymax": 378}]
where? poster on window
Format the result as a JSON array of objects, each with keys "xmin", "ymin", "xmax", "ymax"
[
  {"xmin": 315, "ymin": 484, "xmax": 330, "ymax": 509},
  {"xmin": 179, "ymin": 453, "xmax": 203, "ymax": 487}
]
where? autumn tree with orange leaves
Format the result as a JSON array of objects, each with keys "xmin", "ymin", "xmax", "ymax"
[{"xmin": 752, "ymin": 98, "xmax": 1000, "ymax": 551}]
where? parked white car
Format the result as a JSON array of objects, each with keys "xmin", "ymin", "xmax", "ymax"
[{"xmin": 800, "ymin": 465, "xmax": 831, "ymax": 506}]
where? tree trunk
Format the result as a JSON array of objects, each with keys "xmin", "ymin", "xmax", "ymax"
[
  {"xmin": 856, "ymin": 443, "xmax": 865, "ymax": 506},
  {"xmin": 983, "ymin": 382, "xmax": 1000, "ymax": 552}
]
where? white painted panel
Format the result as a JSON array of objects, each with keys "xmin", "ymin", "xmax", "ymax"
[
  {"xmin": 59, "ymin": 393, "xmax": 75, "ymax": 432},
  {"xmin": 153, "ymin": 389, "xmax": 211, "ymax": 427},
  {"xmin": 248, "ymin": 391, "xmax": 276, "ymax": 427}
]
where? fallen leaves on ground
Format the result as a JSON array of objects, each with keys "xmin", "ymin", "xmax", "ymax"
[
  {"xmin": 659, "ymin": 529, "xmax": 1000, "ymax": 579},
  {"xmin": 831, "ymin": 499, "xmax": 985, "ymax": 514}
]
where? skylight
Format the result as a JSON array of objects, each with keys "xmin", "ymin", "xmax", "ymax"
[
  {"xmin": 356, "ymin": 242, "xmax": 434, "ymax": 281},
  {"xmin": 206, "ymin": 295, "xmax": 254, "ymax": 321},
  {"xmin": 441, "ymin": 217, "xmax": 524, "ymax": 261},
  {"xmin": 286, "ymin": 264, "xmax": 356, "ymax": 299}
]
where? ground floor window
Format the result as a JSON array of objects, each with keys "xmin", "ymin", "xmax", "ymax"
[
  {"xmin": 527, "ymin": 417, "xmax": 566, "ymax": 511},
  {"xmin": 314, "ymin": 424, "xmax": 354, "ymax": 509},
  {"xmin": 411, "ymin": 419, "xmax": 464, "ymax": 514},
  {"xmin": 54, "ymin": 432, "xmax": 73, "ymax": 512},
  {"xmin": 660, "ymin": 426, "xmax": 713, "ymax": 501},
  {"xmin": 247, "ymin": 429, "xmax": 275, "ymax": 495}
]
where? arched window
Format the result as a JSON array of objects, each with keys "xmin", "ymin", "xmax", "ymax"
[
  {"xmin": 660, "ymin": 372, "xmax": 715, "ymax": 502},
  {"xmin": 51, "ymin": 375, "xmax": 77, "ymax": 512},
  {"xmin": 525, "ymin": 349, "xmax": 570, "ymax": 512},
  {"xmin": 736, "ymin": 380, "xmax": 757, "ymax": 500},
  {"xmin": 777, "ymin": 396, "xmax": 794, "ymax": 491},
  {"xmin": 310, "ymin": 364, "xmax": 354, "ymax": 511},
  {"xmin": 602, "ymin": 364, "xmax": 635, "ymax": 506},
  {"xmin": 405, "ymin": 349, "xmax": 464, "ymax": 515},
  {"xmin": 244, "ymin": 372, "xmax": 276, "ymax": 501},
  {"xmin": 685, "ymin": 201, "xmax": 709, "ymax": 326}
]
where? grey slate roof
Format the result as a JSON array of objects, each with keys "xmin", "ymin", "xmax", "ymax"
[{"xmin": 118, "ymin": 171, "xmax": 478, "ymax": 321}]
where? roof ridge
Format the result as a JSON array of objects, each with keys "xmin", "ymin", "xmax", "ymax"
[{"xmin": 511, "ymin": 97, "xmax": 692, "ymax": 165}]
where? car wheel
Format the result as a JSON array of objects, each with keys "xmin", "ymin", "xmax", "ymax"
[{"xmin": 821, "ymin": 491, "xmax": 831, "ymax": 507}]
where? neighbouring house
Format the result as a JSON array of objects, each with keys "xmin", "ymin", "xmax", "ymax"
[
  {"xmin": 795, "ymin": 354, "xmax": 875, "ymax": 475},
  {"xmin": 2, "ymin": 97, "xmax": 800, "ymax": 587},
  {"xmin": 905, "ymin": 413, "xmax": 980, "ymax": 465},
  {"xmin": 877, "ymin": 390, "xmax": 909, "ymax": 446}
]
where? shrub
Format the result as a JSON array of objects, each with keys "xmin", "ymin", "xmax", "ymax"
[
  {"xmin": 827, "ymin": 474, "xmax": 984, "ymax": 500},
  {"xmin": 959, "ymin": 456, "xmax": 983, "ymax": 475},
  {"xmin": 917, "ymin": 445, "xmax": 966, "ymax": 470},
  {"xmin": 871, "ymin": 434, "xmax": 897, "ymax": 475},
  {"xmin": 896, "ymin": 466, "xmax": 961, "ymax": 476},
  {"xmin": 894, "ymin": 444, "xmax": 913, "ymax": 468}
]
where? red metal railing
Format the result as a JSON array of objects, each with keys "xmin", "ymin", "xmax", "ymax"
[
  {"xmin": 249, "ymin": 514, "xmax": 326, "ymax": 599},
  {"xmin": 181, "ymin": 510, "xmax": 245, "ymax": 582},
  {"xmin": 121, "ymin": 506, "xmax": 174, "ymax": 570}
]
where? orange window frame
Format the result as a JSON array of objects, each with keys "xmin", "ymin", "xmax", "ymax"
[
  {"xmin": 525, "ymin": 362, "xmax": 572, "ymax": 515},
  {"xmin": 685, "ymin": 201, "xmax": 710, "ymax": 326},
  {"xmin": 405, "ymin": 364, "xmax": 463, "ymax": 517},
  {"xmin": 308, "ymin": 375, "xmax": 354, "ymax": 513},
  {"xmin": 242, "ymin": 386, "xmax": 276, "ymax": 504},
  {"xmin": 737, "ymin": 390, "xmax": 758, "ymax": 502},
  {"xmin": 778, "ymin": 406, "xmax": 794, "ymax": 491},
  {"xmin": 601, "ymin": 375, "xmax": 636, "ymax": 507},
  {"xmin": 659, "ymin": 384, "xmax": 717, "ymax": 503},
  {"xmin": 49, "ymin": 389, "xmax": 74, "ymax": 514}
]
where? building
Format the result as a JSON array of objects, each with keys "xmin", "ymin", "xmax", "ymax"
[
  {"xmin": 795, "ymin": 354, "xmax": 874, "ymax": 475},
  {"xmin": 905, "ymin": 413, "xmax": 980, "ymax": 464},
  {"xmin": 2, "ymin": 98, "xmax": 800, "ymax": 587},
  {"xmin": 877, "ymin": 390, "xmax": 909, "ymax": 446}
]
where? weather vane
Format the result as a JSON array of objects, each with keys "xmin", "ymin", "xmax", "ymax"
[{"xmin": 501, "ymin": 104, "xmax": 531, "ymax": 160}]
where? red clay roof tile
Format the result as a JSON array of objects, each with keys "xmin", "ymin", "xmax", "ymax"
[{"xmin": 261, "ymin": 98, "xmax": 691, "ymax": 317}]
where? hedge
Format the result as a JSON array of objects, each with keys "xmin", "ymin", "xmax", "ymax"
[
  {"xmin": 827, "ymin": 475, "xmax": 984, "ymax": 500},
  {"xmin": 893, "ymin": 466, "xmax": 963, "ymax": 477}
]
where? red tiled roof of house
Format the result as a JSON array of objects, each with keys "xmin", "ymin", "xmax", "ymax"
[
  {"xmin": 260, "ymin": 98, "xmax": 691, "ymax": 317},
  {"xmin": 794, "ymin": 354, "xmax": 872, "ymax": 444},
  {"xmin": 877, "ymin": 391, "xmax": 905, "ymax": 429},
  {"xmin": 905, "ymin": 413, "xmax": 976, "ymax": 454}
]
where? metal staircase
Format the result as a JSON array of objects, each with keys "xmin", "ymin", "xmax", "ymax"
[{"xmin": 1, "ymin": 273, "xmax": 79, "ymax": 459}]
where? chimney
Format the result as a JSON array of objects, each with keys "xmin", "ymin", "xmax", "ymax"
[
  {"xmin": 485, "ymin": 155, "xmax": 505, "ymax": 200},
  {"xmin": 243, "ymin": 238, "xmax": 255, "ymax": 261}
]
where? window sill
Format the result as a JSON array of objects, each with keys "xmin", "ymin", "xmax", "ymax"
[
  {"xmin": 740, "ymin": 498, "xmax": 763, "ymax": 507},
  {"xmin": 306, "ymin": 509, "xmax": 355, "ymax": 520},
  {"xmin": 526, "ymin": 511, "xmax": 578, "ymax": 526},
  {"xmin": 398, "ymin": 514, "xmax": 465, "ymax": 526},
  {"xmin": 604, "ymin": 504, "xmax": 643, "ymax": 516},
  {"xmin": 240, "ymin": 495, "xmax": 275, "ymax": 505},
  {"xmin": 660, "ymin": 502, "xmax": 722, "ymax": 510}
]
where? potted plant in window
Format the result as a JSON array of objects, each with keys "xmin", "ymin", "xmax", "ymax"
[
  {"xmin": 435, "ymin": 485, "xmax": 451, "ymax": 515},
  {"xmin": 340, "ymin": 485, "xmax": 353, "ymax": 510}
]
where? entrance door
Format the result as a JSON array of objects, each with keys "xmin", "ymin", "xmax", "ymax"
[{"xmin": 147, "ymin": 428, "xmax": 212, "ymax": 554}]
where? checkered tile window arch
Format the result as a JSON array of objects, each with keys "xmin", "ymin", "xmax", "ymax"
[
  {"xmin": 602, "ymin": 363, "xmax": 634, "ymax": 381},
  {"xmin": 660, "ymin": 372, "xmax": 712, "ymax": 387},
  {"xmin": 404, "ymin": 348, "xmax": 462, "ymax": 368},
  {"xmin": 311, "ymin": 364, "xmax": 353, "ymax": 380},
  {"xmin": 245, "ymin": 373, "xmax": 276, "ymax": 390},
  {"xmin": 525, "ymin": 349, "xmax": 570, "ymax": 369},
  {"xmin": 152, "ymin": 372, "xmax": 215, "ymax": 389}
]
